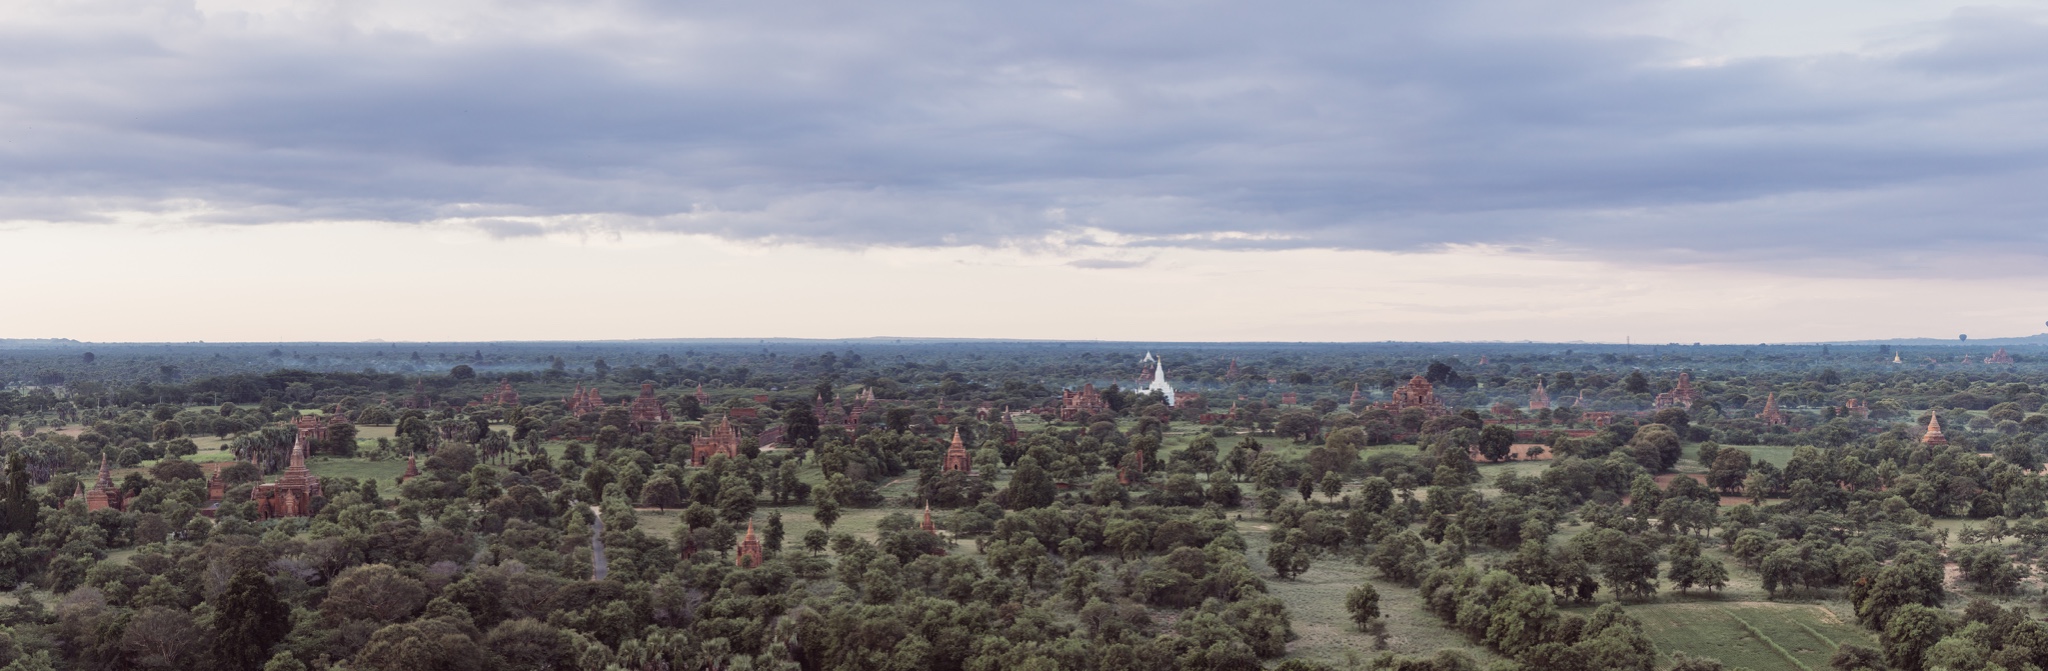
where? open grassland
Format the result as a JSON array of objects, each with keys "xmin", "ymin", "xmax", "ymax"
[
  {"xmin": 1239, "ymin": 518, "xmax": 1504, "ymax": 667},
  {"xmin": 307, "ymin": 456, "xmax": 408, "ymax": 485},
  {"xmin": 1630, "ymin": 602, "xmax": 1871, "ymax": 671}
]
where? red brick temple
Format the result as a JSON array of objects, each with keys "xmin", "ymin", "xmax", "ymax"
[
  {"xmin": 691, "ymin": 416, "xmax": 744, "ymax": 466},
  {"xmin": 736, "ymin": 520, "xmax": 764, "ymax": 568},
  {"xmin": 405, "ymin": 380, "xmax": 431, "ymax": 409},
  {"xmin": 482, "ymin": 379, "xmax": 519, "ymax": 406},
  {"xmin": 84, "ymin": 455, "xmax": 124, "ymax": 512},
  {"xmin": 1986, "ymin": 348, "xmax": 2016, "ymax": 364},
  {"xmin": 253, "ymin": 432, "xmax": 323, "ymax": 519},
  {"xmin": 627, "ymin": 383, "xmax": 672, "ymax": 429},
  {"xmin": 1843, "ymin": 398, "xmax": 1871, "ymax": 419},
  {"xmin": 1060, "ymin": 383, "xmax": 1112, "ymax": 421},
  {"xmin": 942, "ymin": 428, "xmax": 973, "ymax": 473},
  {"xmin": 1379, "ymin": 375, "xmax": 1448, "ymax": 417},
  {"xmin": 1652, "ymin": 372, "xmax": 1702, "ymax": 410},
  {"xmin": 1529, "ymin": 379, "xmax": 1550, "ymax": 411},
  {"xmin": 1922, "ymin": 411, "xmax": 1949, "ymax": 445},
  {"xmin": 1758, "ymin": 393, "xmax": 1786, "ymax": 426}
]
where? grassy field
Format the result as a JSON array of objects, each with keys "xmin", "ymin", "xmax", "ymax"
[
  {"xmin": 307, "ymin": 456, "xmax": 410, "ymax": 486},
  {"xmin": 1239, "ymin": 517, "xmax": 1504, "ymax": 667},
  {"xmin": 1630, "ymin": 602, "xmax": 1872, "ymax": 671}
]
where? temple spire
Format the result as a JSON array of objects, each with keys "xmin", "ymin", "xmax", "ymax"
[{"xmin": 1923, "ymin": 410, "xmax": 1949, "ymax": 445}]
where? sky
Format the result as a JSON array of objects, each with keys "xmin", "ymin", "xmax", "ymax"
[{"xmin": 3, "ymin": 0, "xmax": 2047, "ymax": 343}]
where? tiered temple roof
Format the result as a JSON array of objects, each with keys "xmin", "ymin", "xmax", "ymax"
[
  {"xmin": 942, "ymin": 429, "xmax": 973, "ymax": 473},
  {"xmin": 1652, "ymin": 372, "xmax": 1702, "ymax": 410},
  {"xmin": 1843, "ymin": 398, "xmax": 1871, "ymax": 418},
  {"xmin": 253, "ymin": 431, "xmax": 322, "ymax": 519},
  {"xmin": 567, "ymin": 385, "xmax": 607, "ymax": 416},
  {"xmin": 736, "ymin": 520, "xmax": 764, "ymax": 568},
  {"xmin": 84, "ymin": 454, "xmax": 124, "ymax": 512},
  {"xmin": 691, "ymin": 416, "xmax": 744, "ymax": 466},
  {"xmin": 1922, "ymin": 411, "xmax": 1949, "ymax": 445},
  {"xmin": 1529, "ymin": 379, "xmax": 1551, "ymax": 411},
  {"xmin": 1986, "ymin": 348, "xmax": 2016, "ymax": 364},
  {"xmin": 483, "ymin": 379, "xmax": 519, "ymax": 406},
  {"xmin": 627, "ymin": 382, "xmax": 671, "ymax": 428},
  {"xmin": 1060, "ymin": 383, "xmax": 1112, "ymax": 421},
  {"xmin": 1380, "ymin": 375, "xmax": 1448, "ymax": 417},
  {"xmin": 1758, "ymin": 392, "xmax": 1786, "ymax": 426}
]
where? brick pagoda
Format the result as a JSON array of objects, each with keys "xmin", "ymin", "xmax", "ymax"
[
  {"xmin": 1059, "ymin": 383, "xmax": 1112, "ymax": 421},
  {"xmin": 1652, "ymin": 372, "xmax": 1702, "ymax": 410},
  {"xmin": 942, "ymin": 428, "xmax": 973, "ymax": 473},
  {"xmin": 627, "ymin": 382, "xmax": 671, "ymax": 429},
  {"xmin": 1922, "ymin": 411, "xmax": 1949, "ymax": 445},
  {"xmin": 253, "ymin": 432, "xmax": 323, "ymax": 519},
  {"xmin": 1758, "ymin": 392, "xmax": 1786, "ymax": 426},
  {"xmin": 736, "ymin": 520, "xmax": 764, "ymax": 568},
  {"xmin": 84, "ymin": 455, "xmax": 124, "ymax": 512},
  {"xmin": 691, "ymin": 416, "xmax": 744, "ymax": 466}
]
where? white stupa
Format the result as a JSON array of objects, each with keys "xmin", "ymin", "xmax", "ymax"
[{"xmin": 1146, "ymin": 355, "xmax": 1176, "ymax": 406}]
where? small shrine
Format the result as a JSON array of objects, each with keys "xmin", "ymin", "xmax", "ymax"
[{"xmin": 736, "ymin": 520, "xmax": 764, "ymax": 568}]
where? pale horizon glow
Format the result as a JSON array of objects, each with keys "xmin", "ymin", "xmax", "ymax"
[{"xmin": 4, "ymin": 221, "xmax": 2041, "ymax": 344}]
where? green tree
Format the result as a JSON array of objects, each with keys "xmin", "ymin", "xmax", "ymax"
[
  {"xmin": 1344, "ymin": 582, "xmax": 1380, "ymax": 629},
  {"xmin": 1852, "ymin": 552, "xmax": 1945, "ymax": 629},
  {"xmin": 484, "ymin": 619, "xmax": 579, "ymax": 671},
  {"xmin": 1, "ymin": 454, "xmax": 37, "ymax": 536},
  {"xmin": 1002, "ymin": 456, "xmax": 1057, "ymax": 510},
  {"xmin": 765, "ymin": 511, "xmax": 785, "ymax": 553},
  {"xmin": 262, "ymin": 652, "xmax": 308, "ymax": 671},
  {"xmin": 1628, "ymin": 424, "xmax": 1682, "ymax": 473},
  {"xmin": 785, "ymin": 404, "xmax": 821, "ymax": 448},
  {"xmin": 1267, "ymin": 542, "xmax": 1310, "ymax": 579},
  {"xmin": 1880, "ymin": 605, "xmax": 1949, "ymax": 671},
  {"xmin": 1624, "ymin": 370, "xmax": 1649, "ymax": 394},
  {"xmin": 1319, "ymin": 471, "xmax": 1344, "ymax": 500},
  {"xmin": 813, "ymin": 498, "xmax": 841, "ymax": 530},
  {"xmin": 637, "ymin": 476, "xmax": 686, "ymax": 510},
  {"xmin": 1476, "ymin": 425, "xmax": 1515, "ymax": 462},
  {"xmin": 212, "ymin": 569, "xmax": 289, "ymax": 671}
]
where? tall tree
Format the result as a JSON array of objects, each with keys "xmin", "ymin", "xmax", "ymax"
[
  {"xmin": 1003, "ymin": 456, "xmax": 1058, "ymax": 510},
  {"xmin": 212, "ymin": 569, "xmax": 289, "ymax": 671},
  {"xmin": 1, "ymin": 453, "xmax": 37, "ymax": 536}
]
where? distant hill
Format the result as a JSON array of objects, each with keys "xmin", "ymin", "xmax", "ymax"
[
  {"xmin": 0, "ymin": 338, "xmax": 84, "ymax": 349},
  {"xmin": 1822, "ymin": 333, "xmax": 2048, "ymax": 347}
]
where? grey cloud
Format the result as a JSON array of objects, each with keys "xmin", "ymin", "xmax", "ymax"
[{"xmin": 1, "ymin": 1, "xmax": 2046, "ymax": 272}]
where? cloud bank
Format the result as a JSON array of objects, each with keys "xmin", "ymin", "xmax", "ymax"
[{"xmin": 3, "ymin": 0, "xmax": 2046, "ymax": 272}]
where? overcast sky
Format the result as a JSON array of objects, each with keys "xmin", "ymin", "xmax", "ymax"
[{"xmin": 4, "ymin": 0, "xmax": 2046, "ymax": 343}]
